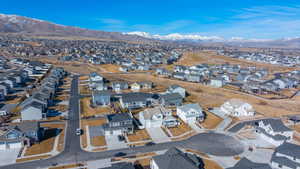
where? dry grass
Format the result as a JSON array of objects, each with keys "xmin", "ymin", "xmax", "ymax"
[
  {"xmin": 48, "ymin": 105, "xmax": 68, "ymax": 112},
  {"xmin": 24, "ymin": 123, "xmax": 65, "ymax": 156},
  {"xmin": 48, "ymin": 163, "xmax": 85, "ymax": 169},
  {"xmin": 80, "ymin": 97, "xmax": 112, "ymax": 117},
  {"xmin": 79, "ymin": 85, "xmax": 91, "ymax": 95},
  {"xmin": 203, "ymin": 159, "xmax": 223, "ymax": 169},
  {"xmin": 79, "ymin": 76, "xmax": 89, "ymax": 81},
  {"xmin": 290, "ymin": 124, "xmax": 300, "ymax": 133},
  {"xmin": 201, "ymin": 111, "xmax": 223, "ymax": 129},
  {"xmin": 135, "ymin": 158, "xmax": 151, "ymax": 168},
  {"xmin": 127, "ymin": 129, "xmax": 151, "ymax": 142},
  {"xmin": 91, "ymin": 136, "xmax": 106, "ymax": 147},
  {"xmin": 168, "ymin": 121, "xmax": 192, "ymax": 136},
  {"xmin": 81, "ymin": 118, "xmax": 106, "ymax": 148},
  {"xmin": 100, "ymin": 64, "xmax": 121, "ymax": 73},
  {"xmin": 16, "ymin": 155, "xmax": 51, "ymax": 163}
]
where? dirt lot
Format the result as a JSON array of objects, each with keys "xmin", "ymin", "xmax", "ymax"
[
  {"xmin": 91, "ymin": 136, "xmax": 106, "ymax": 147},
  {"xmin": 24, "ymin": 123, "xmax": 65, "ymax": 156},
  {"xmin": 81, "ymin": 118, "xmax": 107, "ymax": 148},
  {"xmin": 79, "ymin": 85, "xmax": 91, "ymax": 95},
  {"xmin": 127, "ymin": 129, "xmax": 151, "ymax": 142},
  {"xmin": 100, "ymin": 64, "xmax": 121, "ymax": 73},
  {"xmin": 80, "ymin": 97, "xmax": 112, "ymax": 117}
]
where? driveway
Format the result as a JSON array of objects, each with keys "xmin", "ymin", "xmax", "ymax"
[
  {"xmin": 105, "ymin": 135, "xmax": 128, "ymax": 150},
  {"xmin": 0, "ymin": 148, "xmax": 21, "ymax": 166},
  {"xmin": 189, "ymin": 123, "xmax": 203, "ymax": 133},
  {"xmin": 146, "ymin": 127, "xmax": 171, "ymax": 143}
]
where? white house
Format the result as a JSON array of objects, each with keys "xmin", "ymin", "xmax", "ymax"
[
  {"xmin": 220, "ymin": 99, "xmax": 255, "ymax": 117},
  {"xmin": 256, "ymin": 119, "xmax": 293, "ymax": 146},
  {"xmin": 89, "ymin": 72, "xmax": 103, "ymax": 82},
  {"xmin": 176, "ymin": 104, "xmax": 204, "ymax": 124},
  {"xmin": 139, "ymin": 106, "xmax": 179, "ymax": 128},
  {"xmin": 166, "ymin": 85, "xmax": 186, "ymax": 98},
  {"xmin": 21, "ymin": 102, "xmax": 45, "ymax": 121}
]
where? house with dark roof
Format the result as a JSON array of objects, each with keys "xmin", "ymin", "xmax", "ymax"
[
  {"xmin": 159, "ymin": 93, "xmax": 183, "ymax": 107},
  {"xmin": 92, "ymin": 91, "xmax": 111, "ymax": 107},
  {"xmin": 112, "ymin": 82, "xmax": 129, "ymax": 92},
  {"xmin": 151, "ymin": 147, "xmax": 204, "ymax": 169},
  {"xmin": 271, "ymin": 142, "xmax": 300, "ymax": 169},
  {"xmin": 101, "ymin": 162, "xmax": 135, "ymax": 169},
  {"xmin": 119, "ymin": 92, "xmax": 154, "ymax": 109},
  {"xmin": 226, "ymin": 157, "xmax": 272, "ymax": 169},
  {"xmin": 103, "ymin": 113, "xmax": 134, "ymax": 135},
  {"xmin": 0, "ymin": 121, "xmax": 43, "ymax": 150},
  {"xmin": 255, "ymin": 119, "xmax": 293, "ymax": 146}
]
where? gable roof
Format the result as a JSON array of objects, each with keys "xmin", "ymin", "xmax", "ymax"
[
  {"xmin": 227, "ymin": 157, "xmax": 272, "ymax": 169},
  {"xmin": 259, "ymin": 119, "xmax": 292, "ymax": 132},
  {"xmin": 178, "ymin": 104, "xmax": 202, "ymax": 113},
  {"xmin": 103, "ymin": 162, "xmax": 135, "ymax": 169},
  {"xmin": 107, "ymin": 113, "xmax": 132, "ymax": 123},
  {"xmin": 275, "ymin": 142, "xmax": 300, "ymax": 158},
  {"xmin": 153, "ymin": 147, "xmax": 204, "ymax": 169}
]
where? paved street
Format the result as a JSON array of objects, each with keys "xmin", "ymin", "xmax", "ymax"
[{"xmin": 0, "ymin": 75, "xmax": 245, "ymax": 169}]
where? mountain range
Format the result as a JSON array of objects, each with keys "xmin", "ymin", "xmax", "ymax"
[{"xmin": 0, "ymin": 13, "xmax": 299, "ymax": 48}]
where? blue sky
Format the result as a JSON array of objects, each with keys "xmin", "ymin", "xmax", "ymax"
[{"xmin": 1, "ymin": 0, "xmax": 300, "ymax": 39}]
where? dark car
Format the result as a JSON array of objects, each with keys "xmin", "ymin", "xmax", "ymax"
[{"xmin": 114, "ymin": 152, "xmax": 126, "ymax": 157}]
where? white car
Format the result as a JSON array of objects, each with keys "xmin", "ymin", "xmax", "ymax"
[{"xmin": 76, "ymin": 128, "xmax": 82, "ymax": 136}]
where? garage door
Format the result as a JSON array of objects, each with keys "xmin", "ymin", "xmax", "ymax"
[
  {"xmin": 8, "ymin": 142, "xmax": 22, "ymax": 149},
  {"xmin": 0, "ymin": 143, "xmax": 6, "ymax": 150}
]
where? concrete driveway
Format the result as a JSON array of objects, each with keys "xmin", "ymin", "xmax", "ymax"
[
  {"xmin": 0, "ymin": 148, "xmax": 21, "ymax": 166},
  {"xmin": 146, "ymin": 127, "xmax": 171, "ymax": 143},
  {"xmin": 189, "ymin": 123, "xmax": 203, "ymax": 133},
  {"xmin": 105, "ymin": 135, "xmax": 128, "ymax": 150}
]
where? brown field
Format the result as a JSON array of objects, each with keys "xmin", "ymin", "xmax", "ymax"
[
  {"xmin": 81, "ymin": 118, "xmax": 106, "ymax": 148},
  {"xmin": 24, "ymin": 123, "xmax": 65, "ymax": 156},
  {"xmin": 203, "ymin": 159, "xmax": 223, "ymax": 169},
  {"xmin": 16, "ymin": 155, "xmax": 51, "ymax": 163},
  {"xmin": 91, "ymin": 136, "xmax": 106, "ymax": 147},
  {"xmin": 168, "ymin": 121, "xmax": 192, "ymax": 136},
  {"xmin": 79, "ymin": 85, "xmax": 91, "ymax": 95},
  {"xmin": 100, "ymin": 64, "xmax": 121, "ymax": 73},
  {"xmin": 201, "ymin": 111, "xmax": 223, "ymax": 129},
  {"xmin": 103, "ymin": 72, "xmax": 300, "ymax": 118},
  {"xmin": 80, "ymin": 97, "xmax": 112, "ymax": 117},
  {"xmin": 127, "ymin": 129, "xmax": 151, "ymax": 142}
]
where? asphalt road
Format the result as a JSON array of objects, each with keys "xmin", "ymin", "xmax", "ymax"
[{"xmin": 1, "ymin": 75, "xmax": 244, "ymax": 169}]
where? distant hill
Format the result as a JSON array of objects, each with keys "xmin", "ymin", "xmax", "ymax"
[{"xmin": 0, "ymin": 14, "xmax": 149, "ymax": 41}]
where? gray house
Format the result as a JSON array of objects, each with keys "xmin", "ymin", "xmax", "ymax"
[
  {"xmin": 271, "ymin": 142, "xmax": 300, "ymax": 169},
  {"xmin": 159, "ymin": 93, "xmax": 183, "ymax": 107},
  {"xmin": 21, "ymin": 101, "xmax": 46, "ymax": 121},
  {"xmin": 119, "ymin": 92, "xmax": 154, "ymax": 109},
  {"xmin": 103, "ymin": 113, "xmax": 134, "ymax": 135},
  {"xmin": 112, "ymin": 82, "xmax": 129, "ymax": 92},
  {"xmin": 151, "ymin": 147, "xmax": 204, "ymax": 169},
  {"xmin": 166, "ymin": 85, "xmax": 186, "ymax": 98},
  {"xmin": 92, "ymin": 91, "xmax": 111, "ymax": 107},
  {"xmin": 0, "ymin": 121, "xmax": 44, "ymax": 150},
  {"xmin": 226, "ymin": 157, "xmax": 272, "ymax": 169}
]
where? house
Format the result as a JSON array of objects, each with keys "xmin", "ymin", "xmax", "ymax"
[
  {"xmin": 101, "ymin": 162, "xmax": 135, "ymax": 169},
  {"xmin": 0, "ymin": 89, "xmax": 4, "ymax": 101},
  {"xmin": 21, "ymin": 101, "xmax": 46, "ymax": 121},
  {"xmin": 177, "ymin": 104, "xmax": 204, "ymax": 123},
  {"xmin": 220, "ymin": 99, "xmax": 255, "ymax": 117},
  {"xmin": 255, "ymin": 119, "xmax": 293, "ymax": 146},
  {"xmin": 92, "ymin": 91, "xmax": 111, "ymax": 107},
  {"xmin": 0, "ymin": 83, "xmax": 8, "ymax": 96},
  {"xmin": 89, "ymin": 72, "xmax": 104, "ymax": 82},
  {"xmin": 173, "ymin": 72, "xmax": 185, "ymax": 80},
  {"xmin": 166, "ymin": 85, "xmax": 186, "ymax": 98},
  {"xmin": 159, "ymin": 93, "xmax": 183, "ymax": 107},
  {"xmin": 185, "ymin": 74, "xmax": 202, "ymax": 82},
  {"xmin": 0, "ymin": 121, "xmax": 43, "ymax": 150},
  {"xmin": 93, "ymin": 81, "xmax": 108, "ymax": 91},
  {"xmin": 210, "ymin": 78, "xmax": 225, "ymax": 88},
  {"xmin": 151, "ymin": 147, "xmax": 204, "ymax": 169},
  {"xmin": 271, "ymin": 142, "xmax": 300, "ymax": 169},
  {"xmin": 119, "ymin": 92, "xmax": 154, "ymax": 109},
  {"xmin": 0, "ymin": 104, "xmax": 16, "ymax": 116},
  {"xmin": 130, "ymin": 82, "xmax": 141, "ymax": 91},
  {"xmin": 112, "ymin": 82, "xmax": 129, "ymax": 92},
  {"xmin": 226, "ymin": 157, "xmax": 272, "ymax": 169},
  {"xmin": 139, "ymin": 106, "xmax": 179, "ymax": 128},
  {"xmin": 103, "ymin": 113, "xmax": 134, "ymax": 135}
]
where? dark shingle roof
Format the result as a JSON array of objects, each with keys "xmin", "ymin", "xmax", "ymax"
[
  {"xmin": 153, "ymin": 147, "xmax": 204, "ymax": 169},
  {"xmin": 226, "ymin": 157, "xmax": 272, "ymax": 169}
]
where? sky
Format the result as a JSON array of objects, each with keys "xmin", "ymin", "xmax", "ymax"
[{"xmin": 1, "ymin": 0, "xmax": 300, "ymax": 39}]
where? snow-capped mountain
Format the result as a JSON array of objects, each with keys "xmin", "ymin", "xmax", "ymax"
[
  {"xmin": 125, "ymin": 31, "xmax": 223, "ymax": 41},
  {"xmin": 0, "ymin": 14, "xmax": 149, "ymax": 41}
]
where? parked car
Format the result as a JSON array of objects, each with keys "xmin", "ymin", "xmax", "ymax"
[{"xmin": 76, "ymin": 128, "xmax": 82, "ymax": 136}]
